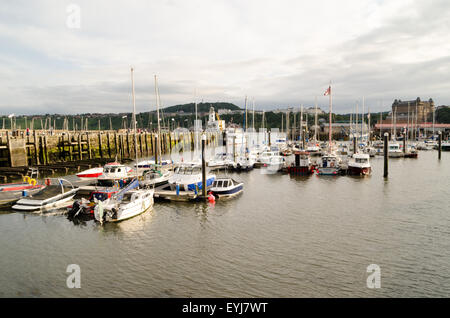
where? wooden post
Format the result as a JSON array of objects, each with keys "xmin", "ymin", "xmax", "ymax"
[
  {"xmin": 126, "ymin": 132, "xmax": 130, "ymax": 157},
  {"xmin": 144, "ymin": 132, "xmax": 149, "ymax": 155},
  {"xmin": 383, "ymin": 132, "xmax": 388, "ymax": 178},
  {"xmin": 33, "ymin": 130, "xmax": 40, "ymax": 165},
  {"xmin": 68, "ymin": 133, "xmax": 73, "ymax": 161},
  {"xmin": 438, "ymin": 131, "xmax": 442, "ymax": 160},
  {"xmin": 97, "ymin": 132, "xmax": 103, "ymax": 158},
  {"xmin": 201, "ymin": 134, "xmax": 207, "ymax": 198},
  {"xmin": 139, "ymin": 132, "xmax": 143, "ymax": 157},
  {"xmin": 44, "ymin": 135, "xmax": 49, "ymax": 164},
  {"xmin": 78, "ymin": 133, "xmax": 83, "ymax": 160},
  {"xmin": 86, "ymin": 132, "xmax": 92, "ymax": 159},
  {"xmin": 114, "ymin": 132, "xmax": 118, "ymax": 158},
  {"xmin": 107, "ymin": 132, "xmax": 111, "ymax": 158},
  {"xmin": 403, "ymin": 133, "xmax": 406, "ymax": 154}
]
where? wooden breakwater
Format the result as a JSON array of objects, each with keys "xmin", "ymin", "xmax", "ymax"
[{"xmin": 0, "ymin": 129, "xmax": 220, "ymax": 181}]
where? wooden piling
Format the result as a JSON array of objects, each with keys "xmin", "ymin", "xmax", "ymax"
[
  {"xmin": 201, "ymin": 134, "xmax": 207, "ymax": 199},
  {"xmin": 438, "ymin": 131, "xmax": 442, "ymax": 160},
  {"xmin": 383, "ymin": 132, "xmax": 389, "ymax": 178}
]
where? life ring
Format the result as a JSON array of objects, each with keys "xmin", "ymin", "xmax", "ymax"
[
  {"xmin": 29, "ymin": 178, "xmax": 37, "ymax": 186},
  {"xmin": 330, "ymin": 162, "xmax": 335, "ymax": 168},
  {"xmin": 23, "ymin": 176, "xmax": 30, "ymax": 183}
]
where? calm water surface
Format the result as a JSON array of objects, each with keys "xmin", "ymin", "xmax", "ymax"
[{"xmin": 0, "ymin": 151, "xmax": 449, "ymax": 297}]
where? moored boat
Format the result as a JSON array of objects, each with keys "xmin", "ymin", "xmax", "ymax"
[
  {"xmin": 348, "ymin": 153, "xmax": 371, "ymax": 176},
  {"xmin": 287, "ymin": 151, "xmax": 315, "ymax": 175},
  {"xmin": 317, "ymin": 153, "xmax": 341, "ymax": 176},
  {"xmin": 12, "ymin": 179, "xmax": 79, "ymax": 212},
  {"xmin": 210, "ymin": 177, "xmax": 243, "ymax": 198}
]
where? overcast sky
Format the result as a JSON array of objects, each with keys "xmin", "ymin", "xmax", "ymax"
[{"xmin": 1, "ymin": 0, "xmax": 449, "ymax": 115}]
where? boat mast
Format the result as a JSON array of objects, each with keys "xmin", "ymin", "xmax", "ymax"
[
  {"xmin": 252, "ymin": 98, "xmax": 255, "ymax": 131},
  {"xmin": 300, "ymin": 105, "xmax": 303, "ymax": 146},
  {"xmin": 362, "ymin": 97, "xmax": 365, "ymax": 142},
  {"xmin": 407, "ymin": 102, "xmax": 410, "ymax": 143},
  {"xmin": 244, "ymin": 96, "xmax": 248, "ymax": 133},
  {"xmin": 131, "ymin": 67, "xmax": 138, "ymax": 179},
  {"xmin": 154, "ymin": 75, "xmax": 162, "ymax": 165},
  {"xmin": 432, "ymin": 103, "xmax": 435, "ymax": 138},
  {"xmin": 314, "ymin": 96, "xmax": 318, "ymax": 143},
  {"xmin": 328, "ymin": 83, "xmax": 332, "ymax": 153}
]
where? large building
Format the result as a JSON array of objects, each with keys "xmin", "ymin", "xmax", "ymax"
[{"xmin": 385, "ymin": 97, "xmax": 434, "ymax": 124}]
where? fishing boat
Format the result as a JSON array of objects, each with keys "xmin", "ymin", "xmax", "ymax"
[
  {"xmin": 76, "ymin": 167, "xmax": 104, "ymax": 180},
  {"xmin": 317, "ymin": 154, "xmax": 341, "ymax": 176},
  {"xmin": 287, "ymin": 151, "xmax": 315, "ymax": 175},
  {"xmin": 210, "ymin": 177, "xmax": 243, "ymax": 198},
  {"xmin": 94, "ymin": 180, "xmax": 154, "ymax": 224},
  {"xmin": 168, "ymin": 163, "xmax": 216, "ymax": 192},
  {"xmin": 0, "ymin": 170, "xmax": 46, "ymax": 206},
  {"xmin": 67, "ymin": 188, "xmax": 119, "ymax": 219},
  {"xmin": 388, "ymin": 142, "xmax": 403, "ymax": 158},
  {"xmin": 348, "ymin": 153, "xmax": 371, "ymax": 176},
  {"xmin": 12, "ymin": 179, "xmax": 78, "ymax": 212}
]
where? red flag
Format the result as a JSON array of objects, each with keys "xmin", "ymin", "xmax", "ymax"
[{"xmin": 324, "ymin": 86, "xmax": 331, "ymax": 96}]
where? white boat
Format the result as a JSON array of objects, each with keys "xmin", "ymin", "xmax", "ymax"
[
  {"xmin": 388, "ymin": 142, "xmax": 403, "ymax": 158},
  {"xmin": 348, "ymin": 153, "xmax": 371, "ymax": 176},
  {"xmin": 317, "ymin": 154, "xmax": 341, "ymax": 175},
  {"xmin": 210, "ymin": 177, "xmax": 243, "ymax": 198},
  {"xmin": 139, "ymin": 168, "xmax": 173, "ymax": 188},
  {"xmin": 262, "ymin": 155, "xmax": 285, "ymax": 173},
  {"xmin": 231, "ymin": 156, "xmax": 255, "ymax": 171},
  {"xmin": 135, "ymin": 159, "xmax": 173, "ymax": 171},
  {"xmin": 94, "ymin": 188, "xmax": 154, "ymax": 223},
  {"xmin": 168, "ymin": 163, "xmax": 216, "ymax": 192},
  {"xmin": 96, "ymin": 162, "xmax": 133, "ymax": 186},
  {"xmin": 207, "ymin": 152, "xmax": 230, "ymax": 169},
  {"xmin": 258, "ymin": 151, "xmax": 278, "ymax": 165},
  {"xmin": 305, "ymin": 143, "xmax": 322, "ymax": 156},
  {"xmin": 12, "ymin": 179, "xmax": 78, "ymax": 211},
  {"xmin": 442, "ymin": 140, "xmax": 450, "ymax": 151},
  {"xmin": 76, "ymin": 167, "xmax": 104, "ymax": 180}
]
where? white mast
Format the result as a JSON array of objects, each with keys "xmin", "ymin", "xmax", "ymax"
[
  {"xmin": 154, "ymin": 75, "xmax": 162, "ymax": 165},
  {"xmin": 252, "ymin": 98, "xmax": 255, "ymax": 131},
  {"xmin": 244, "ymin": 96, "xmax": 248, "ymax": 132},
  {"xmin": 314, "ymin": 96, "xmax": 318, "ymax": 143},
  {"xmin": 131, "ymin": 67, "xmax": 138, "ymax": 179},
  {"xmin": 362, "ymin": 97, "xmax": 365, "ymax": 142}
]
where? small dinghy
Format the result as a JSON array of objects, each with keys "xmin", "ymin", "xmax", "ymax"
[
  {"xmin": 139, "ymin": 168, "xmax": 173, "ymax": 188},
  {"xmin": 12, "ymin": 179, "xmax": 79, "ymax": 212},
  {"xmin": 210, "ymin": 177, "xmax": 243, "ymax": 199}
]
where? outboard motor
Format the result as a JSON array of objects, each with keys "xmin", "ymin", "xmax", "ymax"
[{"xmin": 68, "ymin": 201, "xmax": 82, "ymax": 218}]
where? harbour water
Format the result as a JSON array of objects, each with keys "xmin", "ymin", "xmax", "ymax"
[{"xmin": 0, "ymin": 151, "xmax": 449, "ymax": 297}]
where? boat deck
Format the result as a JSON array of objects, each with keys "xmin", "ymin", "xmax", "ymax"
[
  {"xmin": 28, "ymin": 185, "xmax": 74, "ymax": 200},
  {"xmin": 154, "ymin": 185, "xmax": 199, "ymax": 202}
]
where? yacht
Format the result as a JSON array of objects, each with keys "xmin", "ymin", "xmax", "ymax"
[
  {"xmin": 348, "ymin": 153, "xmax": 371, "ymax": 176},
  {"xmin": 0, "ymin": 171, "xmax": 46, "ymax": 207},
  {"xmin": 168, "ymin": 163, "xmax": 216, "ymax": 192},
  {"xmin": 231, "ymin": 156, "xmax": 255, "ymax": 171},
  {"xmin": 207, "ymin": 152, "xmax": 230, "ymax": 169},
  {"xmin": 96, "ymin": 162, "xmax": 133, "ymax": 186},
  {"xmin": 305, "ymin": 143, "xmax": 322, "ymax": 156},
  {"xmin": 263, "ymin": 155, "xmax": 285, "ymax": 173}
]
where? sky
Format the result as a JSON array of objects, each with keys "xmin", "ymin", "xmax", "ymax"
[{"xmin": 0, "ymin": 0, "xmax": 450, "ymax": 115}]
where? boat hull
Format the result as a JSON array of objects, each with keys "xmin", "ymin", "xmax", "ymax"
[
  {"xmin": 347, "ymin": 166, "xmax": 372, "ymax": 176},
  {"xmin": 287, "ymin": 166, "xmax": 314, "ymax": 175},
  {"xmin": 211, "ymin": 184, "xmax": 243, "ymax": 198},
  {"xmin": 317, "ymin": 167, "xmax": 339, "ymax": 175}
]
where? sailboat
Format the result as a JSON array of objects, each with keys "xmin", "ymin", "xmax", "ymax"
[
  {"xmin": 317, "ymin": 84, "xmax": 341, "ymax": 175},
  {"xmin": 94, "ymin": 68, "xmax": 154, "ymax": 224}
]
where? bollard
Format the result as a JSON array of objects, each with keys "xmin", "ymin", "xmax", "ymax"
[
  {"xmin": 383, "ymin": 132, "xmax": 389, "ymax": 178},
  {"xmin": 201, "ymin": 134, "xmax": 207, "ymax": 199},
  {"xmin": 438, "ymin": 131, "xmax": 442, "ymax": 160}
]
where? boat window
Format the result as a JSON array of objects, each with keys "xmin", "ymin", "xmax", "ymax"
[
  {"xmin": 212, "ymin": 181, "xmax": 218, "ymax": 187},
  {"xmin": 117, "ymin": 168, "xmax": 121, "ymax": 172},
  {"xmin": 192, "ymin": 167, "xmax": 201, "ymax": 174},
  {"xmin": 356, "ymin": 158, "xmax": 367, "ymax": 163},
  {"xmin": 217, "ymin": 181, "xmax": 223, "ymax": 187},
  {"xmin": 222, "ymin": 181, "xmax": 228, "ymax": 187}
]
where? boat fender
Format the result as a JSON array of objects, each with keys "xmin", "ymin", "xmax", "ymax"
[
  {"xmin": 45, "ymin": 178, "xmax": 51, "ymax": 186},
  {"xmin": 207, "ymin": 192, "xmax": 215, "ymax": 203}
]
